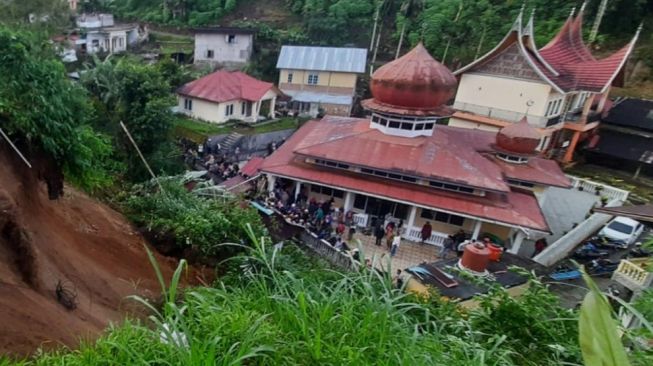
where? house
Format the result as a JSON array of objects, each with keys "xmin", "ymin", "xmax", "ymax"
[
  {"xmin": 193, "ymin": 27, "xmax": 255, "ymax": 69},
  {"xmin": 276, "ymin": 45, "xmax": 367, "ymax": 117},
  {"xmin": 177, "ymin": 70, "xmax": 279, "ymax": 124},
  {"xmin": 449, "ymin": 6, "xmax": 640, "ymax": 163},
  {"xmin": 261, "ymin": 44, "xmax": 571, "ymax": 254},
  {"xmin": 75, "ymin": 14, "xmax": 140, "ymax": 54},
  {"xmin": 584, "ymin": 98, "xmax": 653, "ymax": 178}
]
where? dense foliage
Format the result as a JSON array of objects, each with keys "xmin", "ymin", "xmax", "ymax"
[
  {"xmin": 7, "ymin": 232, "xmax": 652, "ymax": 365},
  {"xmin": 123, "ymin": 180, "xmax": 265, "ymax": 257},
  {"xmin": 0, "ymin": 27, "xmax": 114, "ymax": 191},
  {"xmin": 81, "ymin": 56, "xmax": 184, "ymax": 181}
]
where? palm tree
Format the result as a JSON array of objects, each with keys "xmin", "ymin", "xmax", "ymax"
[{"xmin": 395, "ymin": 0, "xmax": 424, "ymax": 59}]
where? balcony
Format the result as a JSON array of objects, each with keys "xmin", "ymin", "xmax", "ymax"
[
  {"xmin": 612, "ymin": 258, "xmax": 653, "ymax": 292},
  {"xmin": 453, "ymin": 101, "xmax": 557, "ymax": 128},
  {"xmin": 564, "ymin": 110, "xmax": 601, "ymax": 124}
]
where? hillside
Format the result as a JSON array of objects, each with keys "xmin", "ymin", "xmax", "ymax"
[{"xmin": 0, "ymin": 143, "xmax": 177, "ymax": 356}]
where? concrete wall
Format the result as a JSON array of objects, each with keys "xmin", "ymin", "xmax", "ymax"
[
  {"xmin": 194, "ymin": 33, "xmax": 253, "ymax": 65},
  {"xmin": 299, "ymin": 231, "xmax": 356, "ymax": 271},
  {"xmin": 454, "ymin": 73, "xmax": 552, "ymax": 119}
]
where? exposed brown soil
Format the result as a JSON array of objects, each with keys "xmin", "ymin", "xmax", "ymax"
[{"xmin": 0, "ymin": 143, "xmax": 180, "ymax": 356}]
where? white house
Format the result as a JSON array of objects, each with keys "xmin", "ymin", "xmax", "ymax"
[
  {"xmin": 177, "ymin": 70, "xmax": 280, "ymax": 124},
  {"xmin": 75, "ymin": 14, "xmax": 140, "ymax": 54},
  {"xmin": 193, "ymin": 27, "xmax": 255, "ymax": 69}
]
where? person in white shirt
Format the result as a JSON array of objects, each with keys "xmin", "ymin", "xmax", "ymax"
[{"xmin": 390, "ymin": 234, "xmax": 401, "ymax": 257}]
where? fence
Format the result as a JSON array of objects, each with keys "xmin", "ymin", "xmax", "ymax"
[
  {"xmin": 566, "ymin": 175, "xmax": 630, "ymax": 203},
  {"xmin": 612, "ymin": 259, "xmax": 653, "ymax": 292},
  {"xmin": 298, "ymin": 231, "xmax": 357, "ymax": 271},
  {"xmin": 404, "ymin": 226, "xmax": 447, "ymax": 247},
  {"xmin": 353, "ymin": 213, "xmax": 369, "ymax": 228}
]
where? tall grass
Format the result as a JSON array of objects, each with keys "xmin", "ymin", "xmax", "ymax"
[{"xmin": 9, "ymin": 226, "xmax": 647, "ymax": 365}]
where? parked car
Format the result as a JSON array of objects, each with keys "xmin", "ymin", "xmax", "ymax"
[{"xmin": 598, "ymin": 216, "xmax": 645, "ymax": 247}]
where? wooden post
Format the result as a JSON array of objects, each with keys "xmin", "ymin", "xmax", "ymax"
[
  {"xmin": 633, "ymin": 164, "xmax": 642, "ymax": 180},
  {"xmin": 563, "ymin": 131, "xmax": 581, "ymax": 163},
  {"xmin": 119, "ymin": 121, "xmax": 165, "ymax": 193},
  {"xmin": 0, "ymin": 127, "xmax": 32, "ymax": 168}
]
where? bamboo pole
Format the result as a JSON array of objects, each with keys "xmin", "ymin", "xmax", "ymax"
[
  {"xmin": 0, "ymin": 127, "xmax": 32, "ymax": 168},
  {"xmin": 119, "ymin": 121, "xmax": 165, "ymax": 193}
]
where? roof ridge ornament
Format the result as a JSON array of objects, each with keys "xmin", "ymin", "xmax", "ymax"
[{"xmin": 579, "ymin": 1, "xmax": 588, "ymax": 14}]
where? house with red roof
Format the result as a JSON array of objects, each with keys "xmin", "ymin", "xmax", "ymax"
[
  {"xmin": 450, "ymin": 6, "xmax": 640, "ymax": 163},
  {"xmin": 261, "ymin": 44, "xmax": 571, "ymax": 255},
  {"xmin": 177, "ymin": 70, "xmax": 280, "ymax": 124}
]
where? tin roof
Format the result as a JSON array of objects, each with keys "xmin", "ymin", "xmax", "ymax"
[
  {"xmin": 261, "ymin": 116, "xmax": 557, "ymax": 232},
  {"xmin": 276, "ymin": 46, "xmax": 367, "ymax": 73}
]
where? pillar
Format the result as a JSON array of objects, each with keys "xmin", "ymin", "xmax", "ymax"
[
  {"xmin": 509, "ymin": 231, "xmax": 526, "ymax": 255},
  {"xmin": 294, "ymin": 181, "xmax": 301, "ymax": 200},
  {"xmin": 562, "ymin": 130, "xmax": 581, "ymax": 163},
  {"xmin": 407, "ymin": 206, "xmax": 417, "ymax": 229},
  {"xmin": 270, "ymin": 97, "xmax": 276, "ymax": 118},
  {"xmin": 471, "ymin": 220, "xmax": 482, "ymax": 240},
  {"xmin": 343, "ymin": 191, "xmax": 354, "ymax": 212},
  {"xmin": 267, "ymin": 174, "xmax": 276, "ymax": 193}
]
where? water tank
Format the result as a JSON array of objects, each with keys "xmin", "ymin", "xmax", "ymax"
[{"xmin": 461, "ymin": 243, "xmax": 490, "ymax": 273}]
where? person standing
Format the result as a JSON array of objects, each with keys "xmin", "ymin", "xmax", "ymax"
[
  {"xmin": 385, "ymin": 224, "xmax": 394, "ymax": 249},
  {"xmin": 374, "ymin": 222, "xmax": 385, "ymax": 246},
  {"xmin": 421, "ymin": 222, "xmax": 432, "ymax": 245},
  {"xmin": 390, "ymin": 234, "xmax": 401, "ymax": 257},
  {"xmin": 532, "ymin": 238, "xmax": 548, "ymax": 257}
]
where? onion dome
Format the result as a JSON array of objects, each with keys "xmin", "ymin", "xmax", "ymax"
[
  {"xmin": 363, "ymin": 43, "xmax": 457, "ymax": 115},
  {"xmin": 495, "ymin": 117, "xmax": 541, "ymax": 156}
]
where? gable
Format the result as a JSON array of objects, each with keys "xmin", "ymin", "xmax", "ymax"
[{"xmin": 471, "ymin": 43, "xmax": 542, "ymax": 81}]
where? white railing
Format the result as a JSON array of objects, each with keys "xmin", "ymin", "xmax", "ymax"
[
  {"xmin": 353, "ymin": 213, "xmax": 369, "ymax": 228},
  {"xmin": 454, "ymin": 101, "xmax": 552, "ymax": 127},
  {"xmin": 612, "ymin": 259, "xmax": 653, "ymax": 291},
  {"xmin": 404, "ymin": 226, "xmax": 447, "ymax": 247},
  {"xmin": 566, "ymin": 175, "xmax": 630, "ymax": 203}
]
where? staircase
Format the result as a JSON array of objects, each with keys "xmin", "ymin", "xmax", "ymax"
[{"xmin": 220, "ymin": 132, "xmax": 243, "ymax": 151}]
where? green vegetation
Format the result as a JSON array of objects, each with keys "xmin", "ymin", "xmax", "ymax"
[
  {"xmin": 81, "ymin": 55, "xmax": 186, "ymax": 182},
  {"xmin": 173, "ymin": 116, "xmax": 301, "ymax": 142},
  {"xmin": 7, "ymin": 228, "xmax": 653, "ymax": 365},
  {"xmin": 0, "ymin": 27, "xmax": 114, "ymax": 193},
  {"xmin": 122, "ymin": 180, "xmax": 265, "ymax": 258}
]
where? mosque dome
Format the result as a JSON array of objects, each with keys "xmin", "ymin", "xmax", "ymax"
[
  {"xmin": 369, "ymin": 43, "xmax": 457, "ymax": 110},
  {"xmin": 495, "ymin": 117, "xmax": 541, "ymax": 156}
]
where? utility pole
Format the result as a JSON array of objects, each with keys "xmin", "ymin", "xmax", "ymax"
[
  {"xmin": 0, "ymin": 127, "xmax": 32, "ymax": 168},
  {"xmin": 119, "ymin": 121, "xmax": 165, "ymax": 193},
  {"xmin": 590, "ymin": 0, "xmax": 609, "ymax": 44}
]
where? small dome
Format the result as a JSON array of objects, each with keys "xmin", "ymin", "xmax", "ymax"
[
  {"xmin": 370, "ymin": 43, "xmax": 457, "ymax": 110},
  {"xmin": 496, "ymin": 117, "xmax": 541, "ymax": 155}
]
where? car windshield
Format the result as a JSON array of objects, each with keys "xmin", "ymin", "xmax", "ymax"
[{"xmin": 607, "ymin": 221, "xmax": 634, "ymax": 235}]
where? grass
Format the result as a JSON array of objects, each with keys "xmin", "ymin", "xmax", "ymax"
[
  {"xmin": 3, "ymin": 227, "xmax": 594, "ymax": 366},
  {"xmin": 173, "ymin": 115, "xmax": 303, "ymax": 142}
]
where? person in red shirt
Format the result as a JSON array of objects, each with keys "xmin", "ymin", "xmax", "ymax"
[{"xmin": 421, "ymin": 222, "xmax": 432, "ymax": 245}]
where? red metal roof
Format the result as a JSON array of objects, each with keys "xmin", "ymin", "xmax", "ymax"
[
  {"xmin": 241, "ymin": 156, "xmax": 264, "ymax": 177},
  {"xmin": 177, "ymin": 70, "xmax": 274, "ymax": 103},
  {"xmin": 260, "ymin": 116, "xmax": 565, "ymax": 232},
  {"xmin": 538, "ymin": 11, "xmax": 638, "ymax": 92},
  {"xmin": 455, "ymin": 11, "xmax": 639, "ymax": 93},
  {"xmin": 293, "ymin": 118, "xmax": 511, "ymax": 192}
]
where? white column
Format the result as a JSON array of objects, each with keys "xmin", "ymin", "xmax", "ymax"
[
  {"xmin": 509, "ymin": 231, "xmax": 526, "ymax": 255},
  {"xmin": 294, "ymin": 181, "xmax": 301, "ymax": 200},
  {"xmin": 343, "ymin": 191, "xmax": 354, "ymax": 211},
  {"xmin": 270, "ymin": 97, "xmax": 276, "ymax": 118},
  {"xmin": 267, "ymin": 174, "xmax": 276, "ymax": 193},
  {"xmin": 471, "ymin": 220, "xmax": 483, "ymax": 240},
  {"xmin": 407, "ymin": 206, "xmax": 417, "ymax": 229}
]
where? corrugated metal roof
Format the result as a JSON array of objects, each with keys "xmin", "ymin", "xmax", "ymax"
[
  {"xmin": 276, "ymin": 46, "xmax": 367, "ymax": 73},
  {"xmin": 283, "ymin": 90, "xmax": 353, "ymax": 105}
]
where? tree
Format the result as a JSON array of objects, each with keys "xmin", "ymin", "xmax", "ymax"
[
  {"xmin": 81, "ymin": 57, "xmax": 182, "ymax": 182},
  {"xmin": 0, "ymin": 27, "xmax": 114, "ymax": 196},
  {"xmin": 395, "ymin": 0, "xmax": 424, "ymax": 58}
]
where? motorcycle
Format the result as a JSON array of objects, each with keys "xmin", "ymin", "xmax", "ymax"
[{"xmin": 572, "ymin": 242, "xmax": 610, "ymax": 261}]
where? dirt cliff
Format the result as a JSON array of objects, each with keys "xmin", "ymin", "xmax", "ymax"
[{"xmin": 0, "ymin": 142, "xmax": 178, "ymax": 356}]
